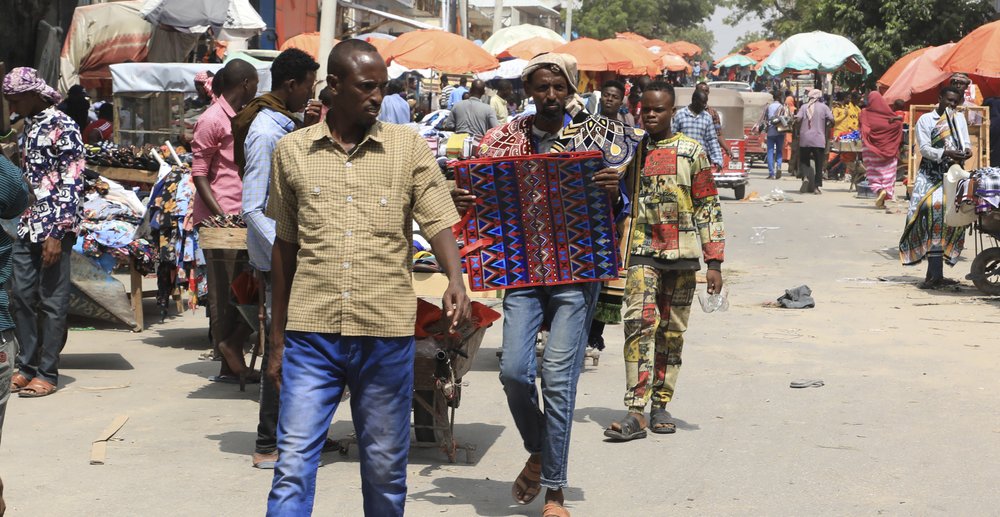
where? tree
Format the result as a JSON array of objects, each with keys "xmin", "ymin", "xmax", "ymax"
[
  {"xmin": 721, "ymin": 0, "xmax": 997, "ymax": 83},
  {"xmin": 573, "ymin": 0, "xmax": 715, "ymax": 44}
]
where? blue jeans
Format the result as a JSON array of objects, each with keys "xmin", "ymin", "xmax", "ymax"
[
  {"xmin": 499, "ymin": 282, "xmax": 599, "ymax": 489},
  {"xmin": 766, "ymin": 133, "xmax": 786, "ymax": 177},
  {"xmin": 267, "ymin": 332, "xmax": 414, "ymax": 516}
]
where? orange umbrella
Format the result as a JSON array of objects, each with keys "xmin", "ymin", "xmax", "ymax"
[
  {"xmin": 877, "ymin": 46, "xmax": 933, "ymax": 89},
  {"xmin": 934, "ymin": 19, "xmax": 1000, "ymax": 81},
  {"xmin": 656, "ymin": 52, "xmax": 692, "ymax": 73},
  {"xmin": 365, "ymin": 37, "xmax": 392, "ymax": 61},
  {"xmin": 551, "ymin": 38, "xmax": 633, "ymax": 72},
  {"xmin": 602, "ymin": 39, "xmax": 661, "ymax": 76},
  {"xmin": 382, "ymin": 29, "xmax": 499, "ymax": 73},
  {"xmin": 740, "ymin": 40, "xmax": 780, "ymax": 61},
  {"xmin": 497, "ymin": 37, "xmax": 561, "ymax": 60},
  {"xmin": 883, "ymin": 43, "xmax": 955, "ymax": 105},
  {"xmin": 642, "ymin": 39, "xmax": 672, "ymax": 52},
  {"xmin": 615, "ymin": 32, "xmax": 649, "ymax": 43},
  {"xmin": 280, "ymin": 32, "xmax": 339, "ymax": 61},
  {"xmin": 664, "ymin": 40, "xmax": 702, "ymax": 58}
]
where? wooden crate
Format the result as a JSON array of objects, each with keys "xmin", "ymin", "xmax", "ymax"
[{"xmin": 199, "ymin": 227, "xmax": 248, "ymax": 250}]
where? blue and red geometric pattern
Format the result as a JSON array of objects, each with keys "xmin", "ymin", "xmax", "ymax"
[{"xmin": 454, "ymin": 151, "xmax": 619, "ymax": 291}]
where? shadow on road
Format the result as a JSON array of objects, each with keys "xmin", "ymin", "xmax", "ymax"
[
  {"xmin": 60, "ymin": 352, "xmax": 134, "ymax": 370},
  {"xmin": 408, "ymin": 476, "xmax": 584, "ymax": 516}
]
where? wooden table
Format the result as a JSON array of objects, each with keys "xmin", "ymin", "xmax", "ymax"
[{"xmin": 92, "ymin": 165, "xmax": 160, "ymax": 331}]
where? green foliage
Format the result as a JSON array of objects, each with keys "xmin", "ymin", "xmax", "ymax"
[
  {"xmin": 721, "ymin": 0, "xmax": 997, "ymax": 83},
  {"xmin": 574, "ymin": 0, "xmax": 716, "ymax": 52}
]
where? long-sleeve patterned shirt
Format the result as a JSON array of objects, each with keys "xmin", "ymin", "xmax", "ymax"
[
  {"xmin": 17, "ymin": 105, "xmax": 85, "ymax": 243},
  {"xmin": 241, "ymin": 108, "xmax": 295, "ymax": 272},
  {"xmin": 624, "ymin": 133, "xmax": 725, "ymax": 271}
]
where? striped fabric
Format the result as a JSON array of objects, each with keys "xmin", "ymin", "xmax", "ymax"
[{"xmin": 0, "ymin": 156, "xmax": 31, "ymax": 331}]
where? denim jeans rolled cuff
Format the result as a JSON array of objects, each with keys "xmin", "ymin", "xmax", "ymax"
[
  {"xmin": 499, "ymin": 282, "xmax": 600, "ymax": 490},
  {"xmin": 267, "ymin": 331, "xmax": 414, "ymax": 517}
]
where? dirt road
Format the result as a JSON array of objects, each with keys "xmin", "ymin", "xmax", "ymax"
[{"xmin": 3, "ymin": 173, "xmax": 999, "ymax": 516}]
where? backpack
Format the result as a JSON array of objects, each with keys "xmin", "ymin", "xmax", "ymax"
[{"xmin": 769, "ymin": 103, "xmax": 793, "ymax": 133}]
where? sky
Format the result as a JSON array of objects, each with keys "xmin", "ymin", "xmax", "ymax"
[{"xmin": 707, "ymin": 4, "xmax": 762, "ymax": 58}]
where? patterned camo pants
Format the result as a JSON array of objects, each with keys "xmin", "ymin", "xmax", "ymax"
[{"xmin": 622, "ymin": 266, "xmax": 696, "ymax": 412}]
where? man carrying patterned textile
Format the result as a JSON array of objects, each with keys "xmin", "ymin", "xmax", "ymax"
[
  {"xmin": 472, "ymin": 52, "xmax": 643, "ymax": 517},
  {"xmin": 3, "ymin": 67, "xmax": 85, "ymax": 399}
]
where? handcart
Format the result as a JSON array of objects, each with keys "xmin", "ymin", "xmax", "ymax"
[
  {"xmin": 334, "ymin": 298, "xmax": 500, "ymax": 464},
  {"xmin": 968, "ymin": 211, "xmax": 1000, "ymax": 295}
]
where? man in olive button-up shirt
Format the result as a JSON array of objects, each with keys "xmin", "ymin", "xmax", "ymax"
[{"xmin": 264, "ymin": 40, "xmax": 470, "ymax": 517}]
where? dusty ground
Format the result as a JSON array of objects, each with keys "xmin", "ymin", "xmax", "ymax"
[{"xmin": 3, "ymin": 169, "xmax": 1000, "ymax": 516}]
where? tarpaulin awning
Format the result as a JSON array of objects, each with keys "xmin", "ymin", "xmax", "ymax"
[
  {"xmin": 759, "ymin": 31, "xmax": 871, "ymax": 76},
  {"xmin": 60, "ymin": 1, "xmax": 152, "ymax": 93},
  {"xmin": 110, "ymin": 61, "xmax": 271, "ymax": 94},
  {"xmin": 140, "ymin": 0, "xmax": 266, "ymax": 38}
]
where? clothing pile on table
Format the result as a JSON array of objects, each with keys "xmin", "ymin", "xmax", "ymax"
[{"xmin": 74, "ymin": 173, "xmax": 154, "ymax": 275}]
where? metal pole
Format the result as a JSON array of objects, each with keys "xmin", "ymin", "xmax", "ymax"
[
  {"xmin": 492, "ymin": 0, "xmax": 503, "ymax": 34},
  {"xmin": 459, "ymin": 0, "xmax": 469, "ymax": 38},
  {"xmin": 564, "ymin": 1, "xmax": 573, "ymax": 41},
  {"xmin": 317, "ymin": 0, "xmax": 338, "ymax": 95}
]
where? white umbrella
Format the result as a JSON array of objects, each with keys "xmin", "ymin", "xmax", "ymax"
[
  {"xmin": 481, "ymin": 24, "xmax": 565, "ymax": 56},
  {"xmin": 140, "ymin": 0, "xmax": 265, "ymax": 38},
  {"xmin": 475, "ymin": 59, "xmax": 528, "ymax": 81}
]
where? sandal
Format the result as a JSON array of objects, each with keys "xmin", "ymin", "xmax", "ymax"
[
  {"xmin": 512, "ymin": 459, "xmax": 542, "ymax": 505},
  {"xmin": 18, "ymin": 378, "xmax": 57, "ymax": 398},
  {"xmin": 603, "ymin": 412, "xmax": 647, "ymax": 441},
  {"xmin": 542, "ymin": 502, "xmax": 570, "ymax": 517},
  {"xmin": 650, "ymin": 408, "xmax": 677, "ymax": 434},
  {"xmin": 10, "ymin": 373, "xmax": 30, "ymax": 393}
]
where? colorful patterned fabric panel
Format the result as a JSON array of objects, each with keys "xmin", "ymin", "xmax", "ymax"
[{"xmin": 454, "ymin": 151, "xmax": 619, "ymax": 291}]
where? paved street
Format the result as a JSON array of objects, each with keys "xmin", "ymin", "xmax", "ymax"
[{"xmin": 3, "ymin": 169, "xmax": 999, "ymax": 516}]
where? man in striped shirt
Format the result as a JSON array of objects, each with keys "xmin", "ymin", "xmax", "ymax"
[{"xmin": 0, "ymin": 154, "xmax": 31, "ymax": 514}]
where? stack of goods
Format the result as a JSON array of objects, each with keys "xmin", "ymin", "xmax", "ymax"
[
  {"xmin": 75, "ymin": 173, "xmax": 154, "ymax": 275},
  {"xmin": 85, "ymin": 142, "xmax": 160, "ymax": 171},
  {"xmin": 141, "ymin": 165, "xmax": 203, "ymax": 312},
  {"xmin": 956, "ymin": 167, "xmax": 1000, "ymax": 213}
]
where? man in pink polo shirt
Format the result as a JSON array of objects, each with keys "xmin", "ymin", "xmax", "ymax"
[{"xmin": 191, "ymin": 59, "xmax": 259, "ymax": 381}]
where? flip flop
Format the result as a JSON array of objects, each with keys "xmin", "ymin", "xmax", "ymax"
[
  {"xmin": 603, "ymin": 413, "xmax": 647, "ymax": 441},
  {"xmin": 649, "ymin": 408, "xmax": 677, "ymax": 434},
  {"xmin": 789, "ymin": 379, "xmax": 824, "ymax": 389},
  {"xmin": 252, "ymin": 452, "xmax": 278, "ymax": 469}
]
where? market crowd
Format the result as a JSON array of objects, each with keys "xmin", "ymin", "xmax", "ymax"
[{"xmin": 0, "ymin": 34, "xmax": 997, "ymax": 517}]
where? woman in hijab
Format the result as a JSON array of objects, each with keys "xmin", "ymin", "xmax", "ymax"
[{"xmin": 860, "ymin": 92, "xmax": 904, "ymax": 209}]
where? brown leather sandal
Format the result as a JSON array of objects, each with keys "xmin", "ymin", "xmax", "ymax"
[
  {"xmin": 9, "ymin": 373, "xmax": 30, "ymax": 393},
  {"xmin": 542, "ymin": 502, "xmax": 570, "ymax": 517},
  {"xmin": 512, "ymin": 459, "xmax": 542, "ymax": 505},
  {"xmin": 18, "ymin": 378, "xmax": 57, "ymax": 398}
]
